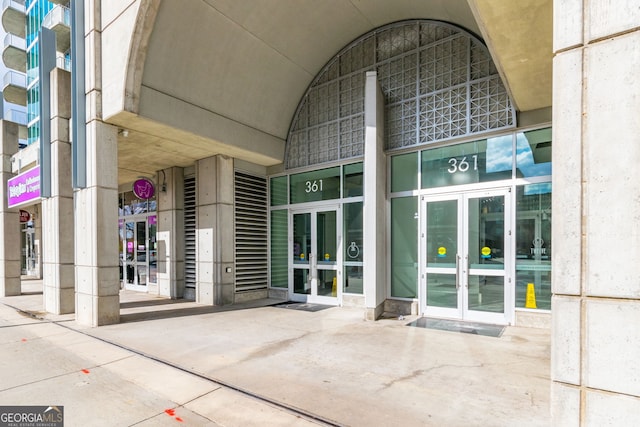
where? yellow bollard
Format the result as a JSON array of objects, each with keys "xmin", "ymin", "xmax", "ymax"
[
  {"xmin": 332, "ymin": 276, "xmax": 337, "ymax": 297},
  {"xmin": 525, "ymin": 283, "xmax": 537, "ymax": 309}
]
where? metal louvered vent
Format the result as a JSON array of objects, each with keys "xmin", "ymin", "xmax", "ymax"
[
  {"xmin": 184, "ymin": 176, "xmax": 197, "ymax": 291},
  {"xmin": 234, "ymin": 171, "xmax": 268, "ymax": 292}
]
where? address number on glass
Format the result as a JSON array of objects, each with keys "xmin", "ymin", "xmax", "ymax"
[
  {"xmin": 447, "ymin": 155, "xmax": 478, "ymax": 174},
  {"xmin": 305, "ymin": 179, "xmax": 324, "ymax": 193}
]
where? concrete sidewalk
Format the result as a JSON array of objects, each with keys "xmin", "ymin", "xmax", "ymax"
[{"xmin": 1, "ymin": 280, "xmax": 551, "ymax": 426}]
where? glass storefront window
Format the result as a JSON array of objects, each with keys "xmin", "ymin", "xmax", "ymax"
[
  {"xmin": 270, "ymin": 209, "xmax": 288, "ymax": 288},
  {"xmin": 516, "ymin": 128, "xmax": 552, "ymax": 178},
  {"xmin": 343, "ymin": 163, "xmax": 363, "ymax": 198},
  {"xmin": 344, "ymin": 202, "xmax": 363, "ymax": 294},
  {"xmin": 270, "ymin": 176, "xmax": 288, "ymax": 206},
  {"xmin": 391, "ymin": 152, "xmax": 418, "ymax": 192},
  {"xmin": 119, "ymin": 191, "xmax": 156, "ymax": 216},
  {"xmin": 391, "ymin": 196, "xmax": 418, "ymax": 298},
  {"xmin": 515, "ymin": 183, "xmax": 552, "ymax": 310},
  {"xmin": 290, "ymin": 167, "xmax": 340, "ymax": 203},
  {"xmin": 421, "ymin": 136, "xmax": 513, "ymax": 188}
]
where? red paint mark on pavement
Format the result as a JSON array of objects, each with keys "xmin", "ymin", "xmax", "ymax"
[
  {"xmin": 81, "ymin": 369, "xmax": 90, "ymax": 374},
  {"xmin": 21, "ymin": 338, "xmax": 27, "ymax": 342},
  {"xmin": 165, "ymin": 409, "xmax": 176, "ymax": 416},
  {"xmin": 175, "ymin": 417, "xmax": 184, "ymax": 422}
]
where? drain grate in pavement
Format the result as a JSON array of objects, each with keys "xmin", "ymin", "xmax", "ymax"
[
  {"xmin": 406, "ymin": 317, "xmax": 505, "ymax": 337},
  {"xmin": 272, "ymin": 302, "xmax": 333, "ymax": 312}
]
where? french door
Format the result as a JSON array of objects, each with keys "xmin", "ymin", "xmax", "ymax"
[
  {"xmin": 290, "ymin": 206, "xmax": 341, "ymax": 304},
  {"xmin": 122, "ymin": 217, "xmax": 155, "ymax": 291},
  {"xmin": 421, "ymin": 189, "xmax": 511, "ymax": 324}
]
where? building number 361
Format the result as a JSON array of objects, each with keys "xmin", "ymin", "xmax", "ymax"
[{"xmin": 447, "ymin": 155, "xmax": 479, "ymax": 174}]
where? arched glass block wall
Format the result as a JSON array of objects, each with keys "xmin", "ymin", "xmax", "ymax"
[{"xmin": 286, "ymin": 20, "xmax": 516, "ymax": 169}]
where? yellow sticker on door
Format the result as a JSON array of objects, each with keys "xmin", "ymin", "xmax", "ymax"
[
  {"xmin": 481, "ymin": 246, "xmax": 491, "ymax": 259},
  {"xmin": 437, "ymin": 246, "xmax": 447, "ymax": 258}
]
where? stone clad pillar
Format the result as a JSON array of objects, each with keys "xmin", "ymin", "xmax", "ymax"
[
  {"xmin": 156, "ymin": 167, "xmax": 185, "ymax": 298},
  {"xmin": 363, "ymin": 71, "xmax": 386, "ymax": 320},
  {"xmin": 0, "ymin": 121, "xmax": 20, "ymax": 296},
  {"xmin": 74, "ymin": 121, "xmax": 120, "ymax": 326},
  {"xmin": 196, "ymin": 155, "xmax": 234, "ymax": 305},
  {"xmin": 552, "ymin": 2, "xmax": 640, "ymax": 424},
  {"xmin": 42, "ymin": 68, "xmax": 75, "ymax": 314}
]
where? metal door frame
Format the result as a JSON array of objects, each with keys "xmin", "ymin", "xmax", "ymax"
[
  {"xmin": 289, "ymin": 204, "xmax": 342, "ymax": 305},
  {"xmin": 419, "ymin": 188, "xmax": 513, "ymax": 324}
]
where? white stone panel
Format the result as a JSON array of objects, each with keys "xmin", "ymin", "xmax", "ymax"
[
  {"xmin": 553, "ymin": 0, "xmax": 583, "ymax": 51},
  {"xmin": 585, "ymin": 299, "xmax": 640, "ymax": 396},
  {"xmin": 589, "ymin": 1, "xmax": 640, "ymax": 41},
  {"xmin": 196, "ymin": 206, "xmax": 215, "ymax": 263},
  {"xmin": 551, "ymin": 383, "xmax": 580, "ymax": 427},
  {"xmin": 551, "ymin": 296, "xmax": 581, "ymax": 385},
  {"xmin": 100, "ymin": 0, "xmax": 140, "ymax": 119},
  {"xmin": 584, "ymin": 32, "xmax": 640, "ymax": 298},
  {"xmin": 552, "ymin": 49, "xmax": 583, "ymax": 296},
  {"xmin": 85, "ymin": 121, "xmax": 118, "ymax": 189},
  {"xmin": 585, "ymin": 389, "xmax": 640, "ymax": 427}
]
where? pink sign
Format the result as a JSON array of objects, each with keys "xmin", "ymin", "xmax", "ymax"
[
  {"xmin": 8, "ymin": 166, "xmax": 41, "ymax": 208},
  {"xmin": 148, "ymin": 215, "xmax": 157, "ymax": 225},
  {"xmin": 132, "ymin": 178, "xmax": 155, "ymax": 199},
  {"xmin": 127, "ymin": 241, "xmax": 134, "ymax": 253}
]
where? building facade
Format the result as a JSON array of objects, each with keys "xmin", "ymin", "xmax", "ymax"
[{"xmin": 1, "ymin": 1, "xmax": 639, "ymax": 424}]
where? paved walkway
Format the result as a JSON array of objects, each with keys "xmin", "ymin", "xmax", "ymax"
[{"xmin": 0, "ymin": 280, "xmax": 551, "ymax": 426}]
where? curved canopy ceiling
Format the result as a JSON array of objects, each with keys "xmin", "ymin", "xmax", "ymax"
[{"xmin": 116, "ymin": 0, "xmax": 551, "ymax": 184}]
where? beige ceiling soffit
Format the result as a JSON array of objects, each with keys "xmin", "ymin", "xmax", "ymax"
[{"xmin": 466, "ymin": 0, "xmax": 518, "ymax": 110}]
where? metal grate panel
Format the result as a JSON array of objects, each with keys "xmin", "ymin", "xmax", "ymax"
[
  {"xmin": 184, "ymin": 176, "xmax": 196, "ymax": 289},
  {"xmin": 235, "ymin": 171, "xmax": 268, "ymax": 292}
]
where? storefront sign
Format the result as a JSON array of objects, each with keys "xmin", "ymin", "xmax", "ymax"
[
  {"xmin": 132, "ymin": 178, "xmax": 155, "ymax": 199},
  {"xmin": 19, "ymin": 210, "xmax": 31, "ymax": 223},
  {"xmin": 8, "ymin": 166, "xmax": 41, "ymax": 208}
]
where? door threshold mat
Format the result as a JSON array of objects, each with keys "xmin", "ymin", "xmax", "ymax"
[
  {"xmin": 406, "ymin": 317, "xmax": 505, "ymax": 337},
  {"xmin": 271, "ymin": 302, "xmax": 333, "ymax": 312}
]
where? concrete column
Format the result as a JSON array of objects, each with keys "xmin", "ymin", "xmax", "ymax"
[
  {"xmin": 196, "ymin": 155, "xmax": 234, "ymax": 305},
  {"xmin": 156, "ymin": 167, "xmax": 185, "ymax": 298},
  {"xmin": 74, "ymin": 121, "xmax": 119, "ymax": 326},
  {"xmin": 42, "ymin": 68, "xmax": 74, "ymax": 314},
  {"xmin": 363, "ymin": 71, "xmax": 386, "ymax": 320},
  {"xmin": 552, "ymin": 2, "xmax": 640, "ymax": 424},
  {"xmin": 0, "ymin": 121, "xmax": 20, "ymax": 296}
]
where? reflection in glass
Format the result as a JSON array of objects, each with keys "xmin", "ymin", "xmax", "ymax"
[
  {"xmin": 317, "ymin": 211, "xmax": 337, "ymax": 264},
  {"xmin": 515, "ymin": 184, "xmax": 552, "ymax": 310},
  {"xmin": 468, "ymin": 275, "xmax": 504, "ymax": 312},
  {"xmin": 515, "ymin": 128, "xmax": 552, "ymax": 178},
  {"xmin": 468, "ymin": 196, "xmax": 505, "ymax": 268},
  {"xmin": 318, "ymin": 270, "xmax": 337, "ymax": 297},
  {"xmin": 344, "ymin": 202, "xmax": 363, "ymax": 294},
  {"xmin": 294, "ymin": 269, "xmax": 310, "ymax": 294},
  {"xmin": 148, "ymin": 218, "xmax": 157, "ymax": 284},
  {"xmin": 426, "ymin": 200, "xmax": 458, "ymax": 267},
  {"xmin": 391, "ymin": 197, "xmax": 418, "ymax": 298},
  {"xmin": 391, "ymin": 152, "xmax": 419, "ymax": 192},
  {"xmin": 270, "ymin": 176, "xmax": 288, "ymax": 206},
  {"xmin": 290, "ymin": 167, "xmax": 340, "ymax": 203},
  {"xmin": 421, "ymin": 136, "xmax": 512, "ymax": 189},
  {"xmin": 270, "ymin": 210, "xmax": 288, "ymax": 287},
  {"xmin": 293, "ymin": 213, "xmax": 311, "ymax": 264},
  {"xmin": 343, "ymin": 162, "xmax": 363, "ymax": 197},
  {"xmin": 426, "ymin": 273, "xmax": 457, "ymax": 308}
]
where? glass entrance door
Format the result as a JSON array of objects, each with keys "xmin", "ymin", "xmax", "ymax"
[
  {"xmin": 421, "ymin": 189, "xmax": 511, "ymax": 324},
  {"xmin": 291, "ymin": 207, "xmax": 340, "ymax": 304},
  {"xmin": 122, "ymin": 219, "xmax": 149, "ymax": 291}
]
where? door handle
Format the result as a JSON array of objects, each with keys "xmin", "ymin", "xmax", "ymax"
[
  {"xmin": 455, "ymin": 254, "xmax": 461, "ymax": 290},
  {"xmin": 465, "ymin": 254, "xmax": 469, "ymax": 288}
]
